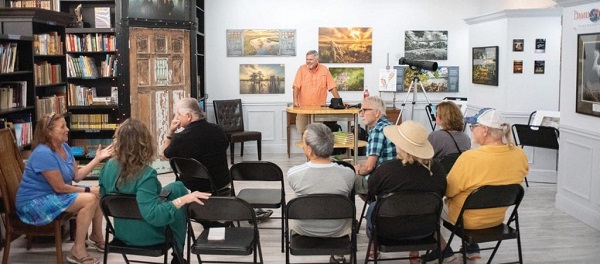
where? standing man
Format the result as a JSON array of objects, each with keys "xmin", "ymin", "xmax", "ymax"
[
  {"xmin": 354, "ymin": 96, "xmax": 396, "ymax": 197},
  {"xmin": 293, "ymin": 50, "xmax": 341, "ymax": 134}
]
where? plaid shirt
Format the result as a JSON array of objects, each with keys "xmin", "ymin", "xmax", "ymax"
[{"xmin": 367, "ymin": 116, "xmax": 397, "ymax": 164}]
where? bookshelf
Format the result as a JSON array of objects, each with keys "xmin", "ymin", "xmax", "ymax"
[
  {"xmin": 59, "ymin": 0, "xmax": 119, "ymax": 162},
  {"xmin": 194, "ymin": 0, "xmax": 205, "ymax": 99},
  {"xmin": 0, "ymin": 34, "xmax": 34, "ymax": 149}
]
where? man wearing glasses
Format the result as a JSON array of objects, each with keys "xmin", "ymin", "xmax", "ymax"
[{"xmin": 353, "ymin": 96, "xmax": 396, "ymax": 198}]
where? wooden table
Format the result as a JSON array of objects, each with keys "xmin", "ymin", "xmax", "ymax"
[{"xmin": 287, "ymin": 106, "xmax": 363, "ymax": 164}]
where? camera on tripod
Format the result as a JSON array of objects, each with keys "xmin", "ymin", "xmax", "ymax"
[{"xmin": 399, "ymin": 57, "xmax": 438, "ymax": 71}]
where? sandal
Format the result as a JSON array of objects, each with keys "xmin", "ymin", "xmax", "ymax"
[
  {"xmin": 85, "ymin": 238, "xmax": 106, "ymax": 253},
  {"xmin": 67, "ymin": 254, "xmax": 100, "ymax": 264}
]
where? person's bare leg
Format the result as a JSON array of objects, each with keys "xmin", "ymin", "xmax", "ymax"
[
  {"xmin": 65, "ymin": 193, "xmax": 99, "ymax": 260},
  {"xmin": 88, "ymin": 203, "xmax": 104, "ymax": 245}
]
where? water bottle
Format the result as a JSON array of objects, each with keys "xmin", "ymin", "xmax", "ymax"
[{"xmin": 363, "ymin": 86, "xmax": 370, "ymax": 99}]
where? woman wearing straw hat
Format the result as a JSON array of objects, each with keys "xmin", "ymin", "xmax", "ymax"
[{"xmin": 365, "ymin": 120, "xmax": 447, "ymax": 263}]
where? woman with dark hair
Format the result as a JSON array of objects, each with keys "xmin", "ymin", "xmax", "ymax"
[
  {"xmin": 99, "ymin": 118, "xmax": 210, "ymax": 264},
  {"xmin": 16, "ymin": 112, "xmax": 114, "ymax": 264}
]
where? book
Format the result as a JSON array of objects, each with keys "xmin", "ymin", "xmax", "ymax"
[{"xmin": 95, "ymin": 7, "xmax": 111, "ymax": 28}]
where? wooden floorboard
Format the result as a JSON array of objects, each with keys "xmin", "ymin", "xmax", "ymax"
[{"xmin": 2, "ymin": 153, "xmax": 599, "ymax": 263}]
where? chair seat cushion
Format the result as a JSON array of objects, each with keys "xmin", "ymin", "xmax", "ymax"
[
  {"xmin": 290, "ymin": 233, "xmax": 351, "ymax": 256},
  {"xmin": 229, "ymin": 131, "xmax": 261, "ymax": 142},
  {"xmin": 237, "ymin": 189, "xmax": 282, "ymax": 208},
  {"xmin": 107, "ymin": 238, "xmax": 167, "ymax": 257},
  {"xmin": 192, "ymin": 227, "xmax": 255, "ymax": 255}
]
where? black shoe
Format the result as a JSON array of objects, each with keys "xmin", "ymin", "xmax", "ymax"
[
  {"xmin": 421, "ymin": 247, "xmax": 457, "ymax": 263},
  {"xmin": 171, "ymin": 252, "xmax": 185, "ymax": 264},
  {"xmin": 459, "ymin": 243, "xmax": 481, "ymax": 260},
  {"xmin": 255, "ymin": 209, "xmax": 273, "ymax": 221},
  {"xmin": 329, "ymin": 255, "xmax": 347, "ymax": 264}
]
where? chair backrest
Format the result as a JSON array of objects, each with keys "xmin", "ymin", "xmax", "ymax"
[
  {"xmin": 187, "ymin": 196, "xmax": 256, "ymax": 222},
  {"xmin": 101, "ymin": 193, "xmax": 143, "ymax": 220},
  {"xmin": 213, "ymin": 99, "xmax": 245, "ymax": 133},
  {"xmin": 373, "ymin": 192, "xmax": 443, "ymax": 239},
  {"xmin": 229, "ymin": 161, "xmax": 283, "ymax": 182},
  {"xmin": 169, "ymin": 157, "xmax": 217, "ymax": 193},
  {"xmin": 286, "ymin": 194, "xmax": 355, "ymax": 220},
  {"xmin": 512, "ymin": 124, "xmax": 559, "ymax": 150},
  {"xmin": 461, "ymin": 184, "xmax": 525, "ymax": 211},
  {"xmin": 0, "ymin": 129, "xmax": 25, "ymax": 215}
]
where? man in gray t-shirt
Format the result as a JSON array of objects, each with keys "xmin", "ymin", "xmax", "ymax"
[{"xmin": 287, "ymin": 123, "xmax": 355, "ymax": 238}]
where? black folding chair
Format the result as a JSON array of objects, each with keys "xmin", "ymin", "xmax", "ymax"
[
  {"xmin": 511, "ymin": 124, "xmax": 559, "ymax": 187},
  {"xmin": 443, "ymin": 184, "xmax": 525, "ymax": 264},
  {"xmin": 187, "ymin": 197, "xmax": 263, "ymax": 264},
  {"xmin": 101, "ymin": 194, "xmax": 183, "ymax": 264},
  {"xmin": 169, "ymin": 157, "xmax": 232, "ymax": 196},
  {"xmin": 366, "ymin": 192, "xmax": 443, "ymax": 264},
  {"xmin": 229, "ymin": 161, "xmax": 286, "ymax": 252},
  {"xmin": 285, "ymin": 194, "xmax": 357, "ymax": 264}
]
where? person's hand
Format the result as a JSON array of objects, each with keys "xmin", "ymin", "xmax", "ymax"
[
  {"xmin": 95, "ymin": 144, "xmax": 114, "ymax": 160},
  {"xmin": 90, "ymin": 186, "xmax": 100, "ymax": 195},
  {"xmin": 293, "ymin": 101, "xmax": 300, "ymax": 107},
  {"xmin": 182, "ymin": 191, "xmax": 211, "ymax": 205},
  {"xmin": 169, "ymin": 117, "xmax": 181, "ymax": 134}
]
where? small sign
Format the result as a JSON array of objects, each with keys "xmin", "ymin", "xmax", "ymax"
[
  {"xmin": 535, "ymin": 38, "xmax": 546, "ymax": 53},
  {"xmin": 94, "ymin": 7, "xmax": 111, "ymax": 28}
]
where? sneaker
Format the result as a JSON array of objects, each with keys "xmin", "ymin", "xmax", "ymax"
[
  {"xmin": 460, "ymin": 243, "xmax": 481, "ymax": 260},
  {"xmin": 329, "ymin": 255, "xmax": 347, "ymax": 264},
  {"xmin": 421, "ymin": 246, "xmax": 457, "ymax": 263},
  {"xmin": 255, "ymin": 209, "xmax": 273, "ymax": 221}
]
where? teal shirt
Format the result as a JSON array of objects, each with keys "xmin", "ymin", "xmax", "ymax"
[{"xmin": 99, "ymin": 159, "xmax": 187, "ymax": 251}]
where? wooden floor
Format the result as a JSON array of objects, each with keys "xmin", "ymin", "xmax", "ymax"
[{"xmin": 2, "ymin": 153, "xmax": 600, "ymax": 263}]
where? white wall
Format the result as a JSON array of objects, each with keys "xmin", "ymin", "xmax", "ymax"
[
  {"xmin": 554, "ymin": 0, "xmax": 600, "ymax": 231},
  {"xmin": 204, "ymin": 0, "xmax": 559, "ymax": 154}
]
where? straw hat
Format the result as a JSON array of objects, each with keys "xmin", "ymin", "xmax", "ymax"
[{"xmin": 383, "ymin": 120, "xmax": 433, "ymax": 159}]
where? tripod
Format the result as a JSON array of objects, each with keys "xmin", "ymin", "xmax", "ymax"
[{"xmin": 396, "ymin": 69, "xmax": 435, "ymax": 130}]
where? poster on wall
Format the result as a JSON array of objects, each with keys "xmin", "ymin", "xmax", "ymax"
[
  {"xmin": 535, "ymin": 38, "xmax": 546, "ymax": 53},
  {"xmin": 329, "ymin": 67, "xmax": 365, "ymax": 91},
  {"xmin": 227, "ymin": 29, "xmax": 296, "ymax": 57},
  {"xmin": 513, "ymin": 39, "xmax": 524, "ymax": 52},
  {"xmin": 378, "ymin": 68, "xmax": 397, "ymax": 92},
  {"xmin": 318, "ymin": 27, "xmax": 372, "ymax": 63},
  {"xmin": 239, "ymin": 64, "xmax": 285, "ymax": 94},
  {"xmin": 401, "ymin": 66, "xmax": 459, "ymax": 92},
  {"xmin": 513, "ymin": 60, "xmax": 523, "ymax": 73},
  {"xmin": 576, "ymin": 33, "xmax": 600, "ymax": 117},
  {"xmin": 472, "ymin": 46, "xmax": 499, "ymax": 86},
  {"xmin": 404, "ymin": 30, "xmax": 448, "ymax": 60},
  {"xmin": 534, "ymin": 60, "xmax": 545, "ymax": 74}
]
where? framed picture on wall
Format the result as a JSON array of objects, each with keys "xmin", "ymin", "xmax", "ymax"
[
  {"xmin": 472, "ymin": 46, "xmax": 499, "ymax": 86},
  {"xmin": 576, "ymin": 33, "xmax": 600, "ymax": 117}
]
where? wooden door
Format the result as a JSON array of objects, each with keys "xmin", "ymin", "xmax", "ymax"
[{"xmin": 129, "ymin": 27, "xmax": 190, "ymax": 150}]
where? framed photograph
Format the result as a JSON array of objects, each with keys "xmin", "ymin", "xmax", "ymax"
[
  {"xmin": 576, "ymin": 33, "xmax": 600, "ymax": 117},
  {"xmin": 513, "ymin": 60, "xmax": 523, "ymax": 74},
  {"xmin": 472, "ymin": 46, "xmax": 499, "ymax": 86},
  {"xmin": 239, "ymin": 64, "xmax": 285, "ymax": 94},
  {"xmin": 227, "ymin": 29, "xmax": 296, "ymax": 57},
  {"xmin": 534, "ymin": 60, "xmax": 545, "ymax": 74},
  {"xmin": 318, "ymin": 27, "xmax": 372, "ymax": 63},
  {"xmin": 125, "ymin": 0, "xmax": 190, "ymax": 22},
  {"xmin": 405, "ymin": 30, "xmax": 448, "ymax": 60},
  {"xmin": 400, "ymin": 66, "xmax": 459, "ymax": 92},
  {"xmin": 535, "ymin": 38, "xmax": 546, "ymax": 53},
  {"xmin": 513, "ymin": 39, "xmax": 524, "ymax": 52},
  {"xmin": 329, "ymin": 67, "xmax": 365, "ymax": 91},
  {"xmin": 531, "ymin": 110, "xmax": 560, "ymax": 128}
]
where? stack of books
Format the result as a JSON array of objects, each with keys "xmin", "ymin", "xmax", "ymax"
[{"xmin": 333, "ymin": 131, "xmax": 354, "ymax": 145}]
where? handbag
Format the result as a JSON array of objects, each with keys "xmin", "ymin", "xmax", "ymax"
[{"xmin": 439, "ymin": 130, "xmax": 463, "ymax": 174}]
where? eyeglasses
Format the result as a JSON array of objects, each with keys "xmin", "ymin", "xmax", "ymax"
[
  {"xmin": 359, "ymin": 108, "xmax": 374, "ymax": 114},
  {"xmin": 469, "ymin": 124, "xmax": 482, "ymax": 131},
  {"xmin": 46, "ymin": 113, "xmax": 56, "ymax": 128}
]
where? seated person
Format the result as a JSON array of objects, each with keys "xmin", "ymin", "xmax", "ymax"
[
  {"xmin": 162, "ymin": 97, "xmax": 231, "ymax": 194},
  {"xmin": 354, "ymin": 96, "xmax": 396, "ymax": 197},
  {"xmin": 16, "ymin": 112, "xmax": 113, "ymax": 264},
  {"xmin": 99, "ymin": 118, "xmax": 210, "ymax": 264},
  {"xmin": 367, "ymin": 121, "xmax": 447, "ymax": 263},
  {"xmin": 428, "ymin": 101, "xmax": 471, "ymax": 172},
  {"xmin": 287, "ymin": 123, "xmax": 356, "ymax": 264},
  {"xmin": 422, "ymin": 108, "xmax": 529, "ymax": 262}
]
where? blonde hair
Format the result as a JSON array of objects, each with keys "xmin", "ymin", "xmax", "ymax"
[
  {"xmin": 396, "ymin": 148, "xmax": 433, "ymax": 176},
  {"xmin": 113, "ymin": 118, "xmax": 156, "ymax": 184}
]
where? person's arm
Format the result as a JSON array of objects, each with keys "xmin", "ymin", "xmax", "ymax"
[
  {"xmin": 293, "ymin": 85, "xmax": 300, "ymax": 107},
  {"xmin": 354, "ymin": 155, "xmax": 378, "ymax": 176},
  {"xmin": 43, "ymin": 170, "xmax": 93, "ymax": 193},
  {"xmin": 330, "ymin": 86, "xmax": 340, "ymax": 98},
  {"xmin": 74, "ymin": 144, "xmax": 114, "ymax": 182},
  {"xmin": 161, "ymin": 117, "xmax": 181, "ymax": 158}
]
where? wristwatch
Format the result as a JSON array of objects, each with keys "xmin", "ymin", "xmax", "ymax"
[{"xmin": 84, "ymin": 186, "xmax": 90, "ymax": 193}]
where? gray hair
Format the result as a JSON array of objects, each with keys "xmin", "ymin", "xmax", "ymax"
[
  {"xmin": 304, "ymin": 123, "xmax": 334, "ymax": 158},
  {"xmin": 176, "ymin": 97, "xmax": 205, "ymax": 120},
  {"xmin": 306, "ymin": 50, "xmax": 319, "ymax": 59},
  {"xmin": 362, "ymin": 96, "xmax": 386, "ymax": 116}
]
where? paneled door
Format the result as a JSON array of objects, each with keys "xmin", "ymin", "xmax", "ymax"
[{"xmin": 129, "ymin": 27, "xmax": 190, "ymax": 151}]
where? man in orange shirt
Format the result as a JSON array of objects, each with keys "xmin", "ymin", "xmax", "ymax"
[{"xmin": 293, "ymin": 50, "xmax": 340, "ymax": 134}]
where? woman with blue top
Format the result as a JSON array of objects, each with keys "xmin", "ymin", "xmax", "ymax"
[
  {"xmin": 15, "ymin": 112, "xmax": 114, "ymax": 264},
  {"xmin": 99, "ymin": 118, "xmax": 210, "ymax": 264}
]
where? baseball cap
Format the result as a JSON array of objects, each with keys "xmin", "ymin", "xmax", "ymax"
[{"xmin": 464, "ymin": 108, "xmax": 506, "ymax": 129}]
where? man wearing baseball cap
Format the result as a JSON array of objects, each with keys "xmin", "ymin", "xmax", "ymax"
[{"xmin": 423, "ymin": 108, "xmax": 529, "ymax": 262}]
